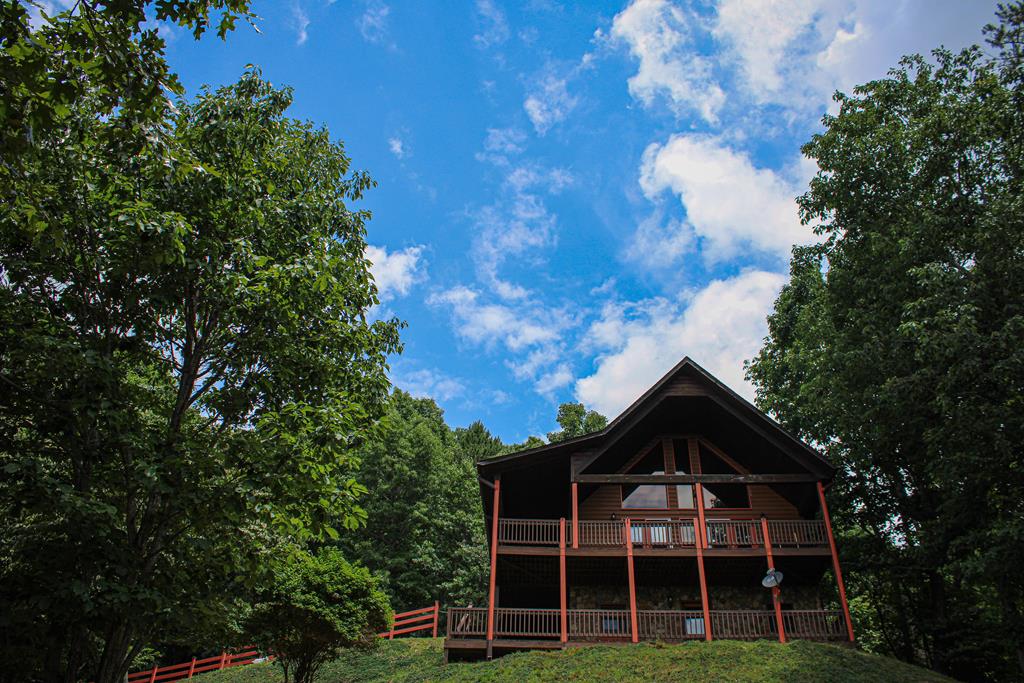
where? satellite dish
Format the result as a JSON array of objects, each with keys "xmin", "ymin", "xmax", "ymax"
[{"xmin": 762, "ymin": 568, "xmax": 784, "ymax": 588}]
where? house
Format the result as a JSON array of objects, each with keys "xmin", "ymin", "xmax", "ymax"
[{"xmin": 444, "ymin": 357, "xmax": 855, "ymax": 661}]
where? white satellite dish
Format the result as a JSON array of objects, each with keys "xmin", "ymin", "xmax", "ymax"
[{"xmin": 762, "ymin": 568, "xmax": 784, "ymax": 588}]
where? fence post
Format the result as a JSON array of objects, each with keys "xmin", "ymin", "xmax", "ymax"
[
  {"xmin": 432, "ymin": 600, "xmax": 440, "ymax": 638},
  {"xmin": 148, "ymin": 665, "xmax": 158, "ymax": 683},
  {"xmin": 219, "ymin": 651, "xmax": 227, "ymax": 670},
  {"xmin": 187, "ymin": 657, "xmax": 196, "ymax": 679}
]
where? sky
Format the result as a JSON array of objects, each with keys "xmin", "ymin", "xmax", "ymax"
[{"xmin": 163, "ymin": 0, "xmax": 1000, "ymax": 442}]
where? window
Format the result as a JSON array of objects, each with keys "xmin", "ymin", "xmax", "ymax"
[
  {"xmin": 671, "ymin": 438, "xmax": 695, "ymax": 509},
  {"xmin": 698, "ymin": 443, "xmax": 751, "ymax": 509},
  {"xmin": 622, "ymin": 446, "xmax": 668, "ymax": 508}
]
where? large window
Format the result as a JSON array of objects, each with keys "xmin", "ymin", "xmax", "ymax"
[
  {"xmin": 699, "ymin": 443, "xmax": 751, "ymax": 508},
  {"xmin": 672, "ymin": 439, "xmax": 695, "ymax": 509},
  {"xmin": 621, "ymin": 446, "xmax": 668, "ymax": 508}
]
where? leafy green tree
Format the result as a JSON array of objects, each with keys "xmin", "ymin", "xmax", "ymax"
[
  {"xmin": 0, "ymin": 70, "xmax": 401, "ymax": 682},
  {"xmin": 547, "ymin": 402, "xmax": 608, "ymax": 443},
  {"xmin": 246, "ymin": 548, "xmax": 390, "ymax": 683},
  {"xmin": 336, "ymin": 391, "xmax": 488, "ymax": 613},
  {"xmin": 454, "ymin": 420, "xmax": 505, "ymax": 462},
  {"xmin": 747, "ymin": 8, "xmax": 1024, "ymax": 679}
]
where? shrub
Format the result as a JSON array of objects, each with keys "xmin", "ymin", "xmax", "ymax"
[{"xmin": 246, "ymin": 548, "xmax": 391, "ymax": 683}]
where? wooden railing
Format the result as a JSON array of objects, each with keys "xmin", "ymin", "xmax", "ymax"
[
  {"xmin": 498, "ymin": 519, "xmax": 560, "ymax": 545},
  {"xmin": 768, "ymin": 520, "xmax": 828, "ymax": 547},
  {"xmin": 447, "ymin": 608, "xmax": 843, "ymax": 642},
  {"xmin": 636, "ymin": 610, "xmax": 706, "ymax": 640},
  {"xmin": 493, "ymin": 608, "xmax": 561, "ymax": 638},
  {"xmin": 704, "ymin": 520, "xmax": 763, "ymax": 548},
  {"xmin": 782, "ymin": 610, "xmax": 846, "ymax": 640},
  {"xmin": 378, "ymin": 602, "xmax": 440, "ymax": 639},
  {"xmin": 710, "ymin": 610, "xmax": 778, "ymax": 639},
  {"xmin": 127, "ymin": 648, "xmax": 263, "ymax": 683},
  {"xmin": 569, "ymin": 609, "xmax": 632, "ymax": 639},
  {"xmin": 448, "ymin": 607, "xmax": 487, "ymax": 637},
  {"xmin": 498, "ymin": 518, "xmax": 827, "ymax": 550}
]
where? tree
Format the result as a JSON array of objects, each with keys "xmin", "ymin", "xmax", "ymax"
[
  {"xmin": 746, "ymin": 8, "xmax": 1024, "ymax": 679},
  {"xmin": 547, "ymin": 402, "xmax": 608, "ymax": 443},
  {"xmin": 0, "ymin": 70, "xmax": 401, "ymax": 682},
  {"xmin": 246, "ymin": 548, "xmax": 390, "ymax": 683}
]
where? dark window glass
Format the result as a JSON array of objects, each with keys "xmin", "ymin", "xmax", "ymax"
[
  {"xmin": 701, "ymin": 483, "xmax": 750, "ymax": 508},
  {"xmin": 622, "ymin": 446, "xmax": 668, "ymax": 508}
]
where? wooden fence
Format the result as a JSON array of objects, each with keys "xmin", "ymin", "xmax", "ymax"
[
  {"xmin": 127, "ymin": 648, "xmax": 263, "ymax": 683},
  {"xmin": 378, "ymin": 601, "xmax": 441, "ymax": 639}
]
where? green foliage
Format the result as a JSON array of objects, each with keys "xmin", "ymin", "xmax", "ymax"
[
  {"xmin": 547, "ymin": 402, "xmax": 608, "ymax": 443},
  {"xmin": 746, "ymin": 10, "xmax": 1024, "ymax": 680},
  {"xmin": 0, "ymin": 67, "xmax": 401, "ymax": 682},
  {"xmin": 202, "ymin": 638, "xmax": 956, "ymax": 683},
  {"xmin": 334, "ymin": 391, "xmax": 489, "ymax": 613},
  {"xmin": 246, "ymin": 548, "xmax": 390, "ymax": 683}
]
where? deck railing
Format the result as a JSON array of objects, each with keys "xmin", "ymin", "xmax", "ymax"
[
  {"xmin": 127, "ymin": 648, "xmax": 264, "ymax": 683},
  {"xmin": 704, "ymin": 520, "xmax": 763, "ymax": 548},
  {"xmin": 709, "ymin": 610, "xmax": 778, "ymax": 639},
  {"xmin": 767, "ymin": 520, "xmax": 829, "ymax": 547},
  {"xmin": 782, "ymin": 610, "xmax": 846, "ymax": 640},
  {"xmin": 636, "ymin": 610, "xmax": 706, "ymax": 640},
  {"xmin": 448, "ymin": 608, "xmax": 843, "ymax": 642},
  {"xmin": 497, "ymin": 518, "xmax": 828, "ymax": 550}
]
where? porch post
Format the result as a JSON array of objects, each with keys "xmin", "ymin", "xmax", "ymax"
[
  {"xmin": 559, "ymin": 517, "xmax": 568, "ymax": 643},
  {"xmin": 571, "ymin": 482, "xmax": 579, "ymax": 549},
  {"xmin": 817, "ymin": 481, "xmax": 855, "ymax": 642},
  {"xmin": 625, "ymin": 517, "xmax": 639, "ymax": 643},
  {"xmin": 761, "ymin": 516, "xmax": 786, "ymax": 643},
  {"xmin": 486, "ymin": 476, "xmax": 501, "ymax": 649},
  {"xmin": 694, "ymin": 483, "xmax": 709, "ymax": 548},
  {"xmin": 694, "ymin": 516, "xmax": 713, "ymax": 641}
]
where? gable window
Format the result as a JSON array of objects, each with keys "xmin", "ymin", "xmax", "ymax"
[
  {"xmin": 672, "ymin": 439, "xmax": 695, "ymax": 509},
  {"xmin": 621, "ymin": 446, "xmax": 668, "ymax": 509},
  {"xmin": 699, "ymin": 443, "xmax": 751, "ymax": 509}
]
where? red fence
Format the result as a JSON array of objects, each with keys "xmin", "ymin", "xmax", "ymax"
[
  {"xmin": 378, "ymin": 601, "xmax": 440, "ymax": 639},
  {"xmin": 127, "ymin": 648, "xmax": 264, "ymax": 683}
]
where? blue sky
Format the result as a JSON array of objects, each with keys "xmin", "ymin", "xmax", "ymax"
[{"xmin": 164, "ymin": 0, "xmax": 999, "ymax": 442}]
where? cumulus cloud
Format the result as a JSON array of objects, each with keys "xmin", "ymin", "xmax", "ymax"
[
  {"xmin": 357, "ymin": 0, "xmax": 393, "ymax": 46},
  {"xmin": 473, "ymin": 0, "xmax": 509, "ymax": 49},
  {"xmin": 524, "ymin": 72, "xmax": 578, "ymax": 135},
  {"xmin": 575, "ymin": 270, "xmax": 786, "ymax": 417},
  {"xmin": 394, "ymin": 367, "xmax": 466, "ymax": 401},
  {"xmin": 610, "ymin": 0, "xmax": 725, "ymax": 123},
  {"xmin": 428, "ymin": 286, "xmax": 569, "ymax": 352},
  {"xmin": 637, "ymin": 134, "xmax": 811, "ymax": 264},
  {"xmin": 388, "ymin": 136, "xmax": 407, "ymax": 159},
  {"xmin": 366, "ymin": 244, "xmax": 426, "ymax": 301}
]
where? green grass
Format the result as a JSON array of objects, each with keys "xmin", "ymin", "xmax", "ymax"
[{"xmin": 203, "ymin": 638, "xmax": 955, "ymax": 683}]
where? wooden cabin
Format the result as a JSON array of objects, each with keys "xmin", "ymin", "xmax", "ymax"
[{"xmin": 444, "ymin": 357, "xmax": 854, "ymax": 661}]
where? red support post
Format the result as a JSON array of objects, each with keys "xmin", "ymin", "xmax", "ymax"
[
  {"xmin": 571, "ymin": 482, "xmax": 579, "ymax": 549},
  {"xmin": 694, "ymin": 516, "xmax": 713, "ymax": 641},
  {"xmin": 559, "ymin": 517, "xmax": 568, "ymax": 643},
  {"xmin": 694, "ymin": 483, "xmax": 709, "ymax": 548},
  {"xmin": 219, "ymin": 651, "xmax": 227, "ymax": 670},
  {"xmin": 625, "ymin": 518, "xmax": 639, "ymax": 643},
  {"xmin": 187, "ymin": 657, "xmax": 196, "ymax": 679},
  {"xmin": 486, "ymin": 476, "xmax": 501, "ymax": 644},
  {"xmin": 148, "ymin": 665, "xmax": 158, "ymax": 683},
  {"xmin": 817, "ymin": 481, "xmax": 855, "ymax": 642},
  {"xmin": 432, "ymin": 600, "xmax": 440, "ymax": 638},
  {"xmin": 761, "ymin": 517, "xmax": 786, "ymax": 643}
]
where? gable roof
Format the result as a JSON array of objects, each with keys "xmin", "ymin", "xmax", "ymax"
[{"xmin": 478, "ymin": 356, "xmax": 834, "ymax": 480}]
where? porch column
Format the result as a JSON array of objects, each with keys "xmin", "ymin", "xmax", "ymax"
[
  {"xmin": 559, "ymin": 517, "xmax": 568, "ymax": 643},
  {"xmin": 760, "ymin": 516, "xmax": 787, "ymax": 643},
  {"xmin": 694, "ymin": 483, "xmax": 709, "ymax": 548},
  {"xmin": 486, "ymin": 476, "xmax": 501, "ymax": 649},
  {"xmin": 625, "ymin": 518, "xmax": 639, "ymax": 643},
  {"xmin": 571, "ymin": 482, "xmax": 579, "ymax": 549},
  {"xmin": 817, "ymin": 481, "xmax": 855, "ymax": 642},
  {"xmin": 693, "ymin": 516, "xmax": 713, "ymax": 641}
]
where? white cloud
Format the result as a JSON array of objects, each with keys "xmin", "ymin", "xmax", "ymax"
[
  {"xmin": 524, "ymin": 72, "xmax": 578, "ymax": 135},
  {"xmin": 357, "ymin": 0, "xmax": 392, "ymax": 46},
  {"xmin": 388, "ymin": 136, "xmax": 407, "ymax": 159},
  {"xmin": 428, "ymin": 286, "xmax": 569, "ymax": 353},
  {"xmin": 535, "ymin": 363, "xmax": 574, "ymax": 396},
  {"xmin": 473, "ymin": 0, "xmax": 510, "ymax": 49},
  {"xmin": 366, "ymin": 244, "xmax": 426, "ymax": 301},
  {"xmin": 291, "ymin": 2, "xmax": 310, "ymax": 46},
  {"xmin": 575, "ymin": 270, "xmax": 786, "ymax": 417},
  {"xmin": 610, "ymin": 0, "xmax": 725, "ymax": 123},
  {"xmin": 626, "ymin": 213, "xmax": 695, "ymax": 269},
  {"xmin": 394, "ymin": 367, "xmax": 466, "ymax": 401},
  {"xmin": 637, "ymin": 134, "xmax": 811, "ymax": 263}
]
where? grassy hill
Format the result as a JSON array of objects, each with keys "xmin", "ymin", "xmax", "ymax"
[{"xmin": 203, "ymin": 638, "xmax": 955, "ymax": 683}]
